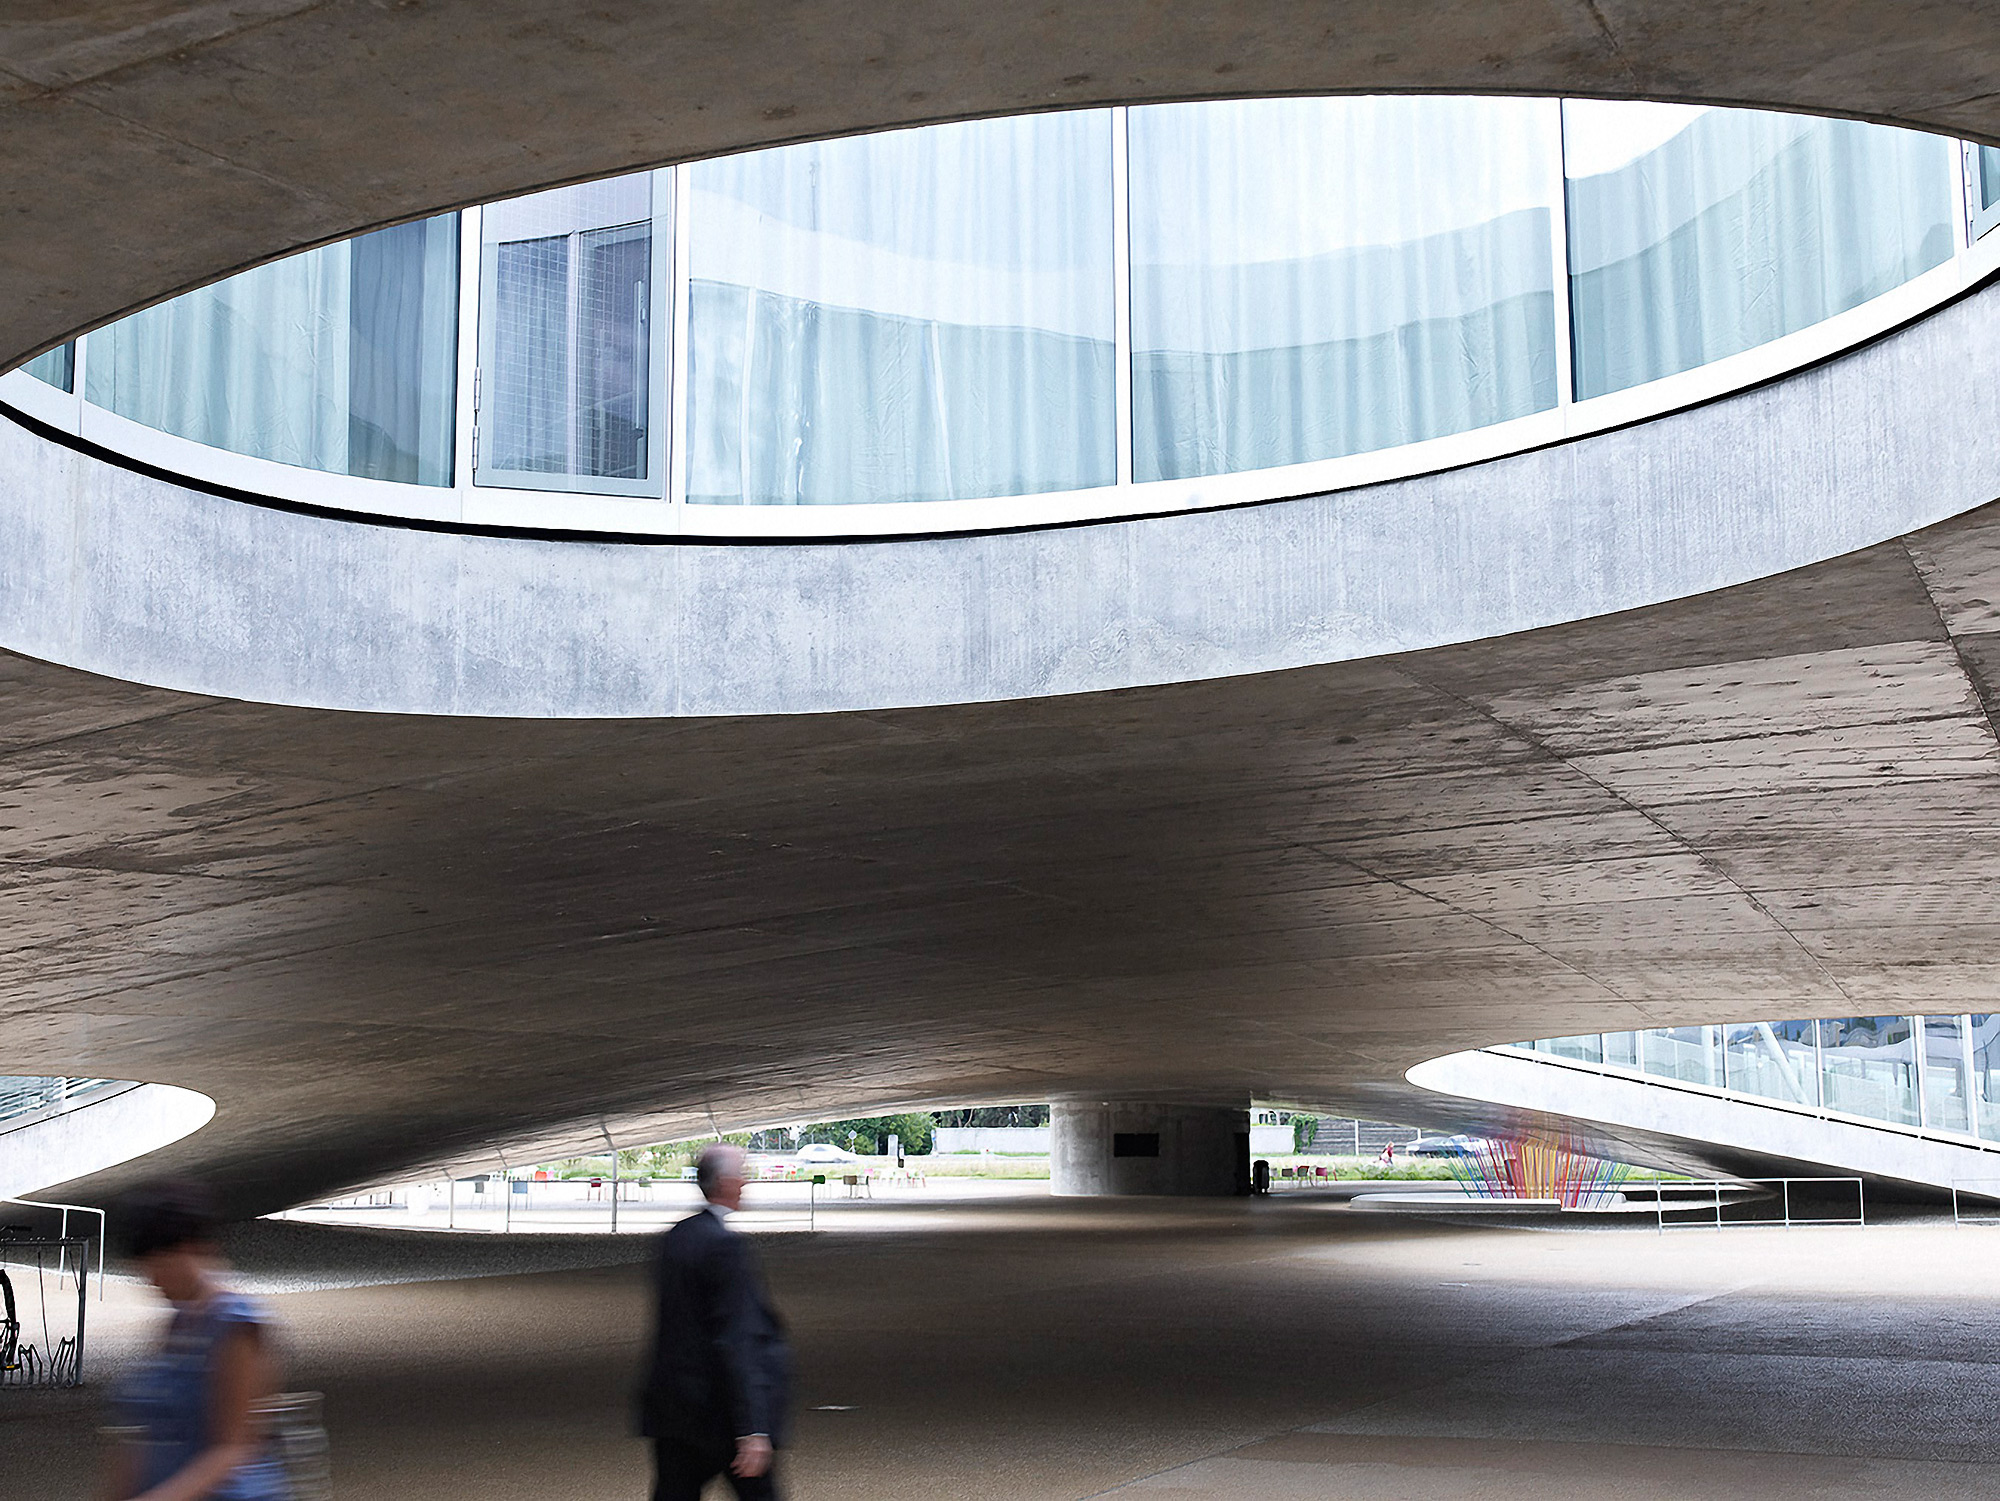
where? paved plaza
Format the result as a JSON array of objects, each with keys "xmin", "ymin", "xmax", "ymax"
[{"xmin": 10, "ymin": 1193, "xmax": 2000, "ymax": 1499}]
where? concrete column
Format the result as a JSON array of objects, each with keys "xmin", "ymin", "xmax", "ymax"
[{"xmin": 1050, "ymin": 1102, "xmax": 1250, "ymax": 1196}]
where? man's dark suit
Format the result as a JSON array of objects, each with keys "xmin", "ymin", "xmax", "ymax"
[{"xmin": 639, "ymin": 1205, "xmax": 792, "ymax": 1501}]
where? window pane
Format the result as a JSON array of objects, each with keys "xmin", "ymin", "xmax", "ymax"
[
  {"xmin": 1602, "ymin": 1031, "xmax": 1639, "ymax": 1069},
  {"xmin": 1128, "ymin": 96, "xmax": 1559, "ymax": 483},
  {"xmin": 1980, "ymin": 145, "xmax": 2000, "ymax": 213},
  {"xmin": 1544, "ymin": 1034, "xmax": 1603, "ymax": 1064},
  {"xmin": 1817, "ymin": 1016, "xmax": 1919, "ymax": 1125},
  {"xmin": 86, "ymin": 216, "xmax": 457, "ymax": 484},
  {"xmin": 686, "ymin": 111, "xmax": 1115, "ymax": 506},
  {"xmin": 1566, "ymin": 102, "xmax": 1955, "ymax": 399},
  {"xmin": 1971, "ymin": 1015, "xmax": 2000, "ymax": 1137},
  {"xmin": 1640, "ymin": 1025, "xmax": 1721, "ymax": 1086},
  {"xmin": 480, "ymin": 175, "xmax": 656, "ymax": 487},
  {"xmin": 1922, "ymin": 1015, "xmax": 1971, "ymax": 1134},
  {"xmin": 346, "ymin": 218, "xmax": 460, "ymax": 484},
  {"xmin": 1722, "ymin": 1020, "xmax": 1817, "ymax": 1105},
  {"xmin": 21, "ymin": 343, "xmax": 73, "ymax": 392},
  {"xmin": 578, "ymin": 225, "xmax": 650, "ymax": 480},
  {"xmin": 490, "ymin": 236, "xmax": 571, "ymax": 473}
]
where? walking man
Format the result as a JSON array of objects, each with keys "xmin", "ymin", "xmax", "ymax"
[{"xmin": 639, "ymin": 1144, "xmax": 792, "ymax": 1500}]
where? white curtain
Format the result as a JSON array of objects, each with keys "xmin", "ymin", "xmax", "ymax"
[
  {"xmin": 1564, "ymin": 103, "xmax": 1956, "ymax": 398},
  {"xmin": 685, "ymin": 111, "xmax": 1116, "ymax": 506},
  {"xmin": 1128, "ymin": 96, "xmax": 1561, "ymax": 483},
  {"xmin": 21, "ymin": 344, "xmax": 71, "ymax": 391},
  {"xmin": 87, "ymin": 243, "xmax": 352, "ymax": 472}
]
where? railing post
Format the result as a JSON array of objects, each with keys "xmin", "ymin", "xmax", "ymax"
[{"xmin": 1783, "ymin": 1178, "xmax": 1791, "ymax": 1229}]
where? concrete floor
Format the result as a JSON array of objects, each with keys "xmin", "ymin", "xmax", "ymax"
[{"xmin": 10, "ymin": 1195, "xmax": 2000, "ymax": 1499}]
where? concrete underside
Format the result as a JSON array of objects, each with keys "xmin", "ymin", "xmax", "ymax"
[
  {"xmin": 12, "ymin": 490, "xmax": 2000, "ymax": 1211},
  {"xmin": 15, "ymin": 1203, "xmax": 2000, "ymax": 1499},
  {"xmin": 4, "ymin": 2, "xmax": 2000, "ymax": 370}
]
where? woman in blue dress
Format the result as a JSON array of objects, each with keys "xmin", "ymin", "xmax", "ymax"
[{"xmin": 107, "ymin": 1180, "xmax": 289, "ymax": 1501}]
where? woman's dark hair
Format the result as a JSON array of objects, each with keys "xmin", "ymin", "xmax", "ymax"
[{"xmin": 115, "ymin": 1178, "xmax": 220, "ymax": 1258}]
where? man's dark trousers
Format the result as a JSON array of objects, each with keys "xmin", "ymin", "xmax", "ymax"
[{"xmin": 639, "ymin": 1206, "xmax": 791, "ymax": 1501}]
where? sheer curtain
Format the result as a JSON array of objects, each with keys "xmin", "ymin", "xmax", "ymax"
[
  {"xmin": 87, "ymin": 243, "xmax": 352, "ymax": 472},
  {"xmin": 1128, "ymin": 96, "xmax": 1561, "ymax": 484},
  {"xmin": 86, "ymin": 216, "xmax": 457, "ymax": 482},
  {"xmin": 685, "ymin": 111, "xmax": 1116, "ymax": 506},
  {"xmin": 1564, "ymin": 103, "xmax": 1956, "ymax": 399},
  {"xmin": 21, "ymin": 343, "xmax": 73, "ymax": 391}
]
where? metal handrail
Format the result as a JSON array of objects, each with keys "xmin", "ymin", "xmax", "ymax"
[{"xmin": 1649, "ymin": 1176, "xmax": 1864, "ymax": 1233}]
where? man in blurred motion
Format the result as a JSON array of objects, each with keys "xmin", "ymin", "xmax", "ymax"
[{"xmin": 638, "ymin": 1143, "xmax": 792, "ymax": 1500}]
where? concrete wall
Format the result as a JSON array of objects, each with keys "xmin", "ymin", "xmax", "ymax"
[
  {"xmin": 931, "ymin": 1127, "xmax": 1050, "ymax": 1155},
  {"xmin": 3, "ymin": 276, "xmax": 1998, "ymax": 717},
  {"xmin": 1050, "ymin": 1103, "xmax": 1248, "ymax": 1196},
  {"xmin": 0, "ymin": 1082, "xmax": 215, "ymax": 1200}
]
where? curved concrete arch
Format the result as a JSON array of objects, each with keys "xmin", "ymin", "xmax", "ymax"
[
  {"xmin": 3, "ymin": 273, "xmax": 1997, "ymax": 717},
  {"xmin": 1405, "ymin": 1047, "xmax": 2000, "ymax": 1195},
  {"xmin": 5, "ymin": 3, "xmax": 2000, "ymax": 371},
  {"xmin": 0, "ymin": 1081, "xmax": 215, "ymax": 1200}
]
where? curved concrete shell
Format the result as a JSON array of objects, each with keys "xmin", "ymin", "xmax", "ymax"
[
  {"xmin": 6, "ymin": 2, "xmax": 2000, "ymax": 370},
  {"xmin": 11, "ymin": 465, "xmax": 2000, "ymax": 1210}
]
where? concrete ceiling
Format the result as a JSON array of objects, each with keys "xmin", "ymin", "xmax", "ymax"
[
  {"xmin": 10, "ymin": 497, "xmax": 2000, "ymax": 1212},
  {"xmin": 4, "ymin": 1, "xmax": 2000, "ymax": 371}
]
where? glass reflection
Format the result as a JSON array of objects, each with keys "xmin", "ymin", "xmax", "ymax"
[
  {"xmin": 1128, "ymin": 96, "xmax": 1560, "ymax": 482},
  {"xmin": 1922, "ymin": 1015, "xmax": 1972, "ymax": 1133},
  {"xmin": 1722, "ymin": 1020, "xmax": 1818, "ymax": 1106},
  {"xmin": 479, "ymin": 176, "xmax": 659, "ymax": 489},
  {"xmin": 1640, "ymin": 1025, "xmax": 1722, "ymax": 1086},
  {"xmin": 88, "ymin": 217, "xmax": 458, "ymax": 484},
  {"xmin": 1976, "ymin": 145, "xmax": 2000, "ymax": 239},
  {"xmin": 21, "ymin": 343, "xmax": 73, "ymax": 392},
  {"xmin": 1971, "ymin": 1016, "xmax": 2000, "ymax": 1138},
  {"xmin": 686, "ymin": 112, "xmax": 1115, "ymax": 506},
  {"xmin": 1540, "ymin": 1034, "xmax": 1603, "ymax": 1063},
  {"xmin": 1565, "ymin": 102, "xmax": 1955, "ymax": 399},
  {"xmin": 1816, "ymin": 1016, "xmax": 1919, "ymax": 1125}
]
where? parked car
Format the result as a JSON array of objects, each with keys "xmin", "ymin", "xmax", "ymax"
[
  {"xmin": 1409, "ymin": 1134, "xmax": 1482, "ymax": 1158},
  {"xmin": 794, "ymin": 1142, "xmax": 860, "ymax": 1164}
]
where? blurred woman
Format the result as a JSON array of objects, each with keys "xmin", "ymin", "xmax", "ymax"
[{"xmin": 105, "ymin": 1179, "xmax": 288, "ymax": 1501}]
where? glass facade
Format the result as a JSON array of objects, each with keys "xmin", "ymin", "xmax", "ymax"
[
  {"xmin": 11, "ymin": 98, "xmax": 1973, "ymax": 512},
  {"xmin": 1128, "ymin": 96, "xmax": 1559, "ymax": 482},
  {"xmin": 86, "ymin": 215, "xmax": 459, "ymax": 484},
  {"xmin": 1975, "ymin": 145, "xmax": 2000, "ymax": 238},
  {"xmin": 477, "ymin": 177, "xmax": 662, "ymax": 492},
  {"xmin": 1722, "ymin": 1020, "xmax": 1818, "ymax": 1106},
  {"xmin": 22, "ymin": 343, "xmax": 72, "ymax": 392},
  {"xmin": 686, "ymin": 112, "xmax": 1115, "ymax": 506},
  {"xmin": 1503, "ymin": 1011, "xmax": 2000, "ymax": 1136},
  {"xmin": 1565, "ymin": 102, "xmax": 1955, "ymax": 398}
]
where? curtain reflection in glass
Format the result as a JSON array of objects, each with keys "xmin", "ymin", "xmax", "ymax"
[
  {"xmin": 687, "ymin": 111, "xmax": 1115, "ymax": 506},
  {"xmin": 1565, "ymin": 102, "xmax": 1955, "ymax": 399},
  {"xmin": 1817, "ymin": 1016, "xmax": 1919, "ymax": 1125},
  {"xmin": 87, "ymin": 217, "xmax": 457, "ymax": 484},
  {"xmin": 21, "ymin": 343, "xmax": 73, "ymax": 392},
  {"xmin": 1128, "ymin": 96, "xmax": 1559, "ymax": 483},
  {"xmin": 481, "ymin": 176, "xmax": 654, "ymax": 486},
  {"xmin": 1721, "ymin": 1020, "xmax": 1818, "ymax": 1105}
]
